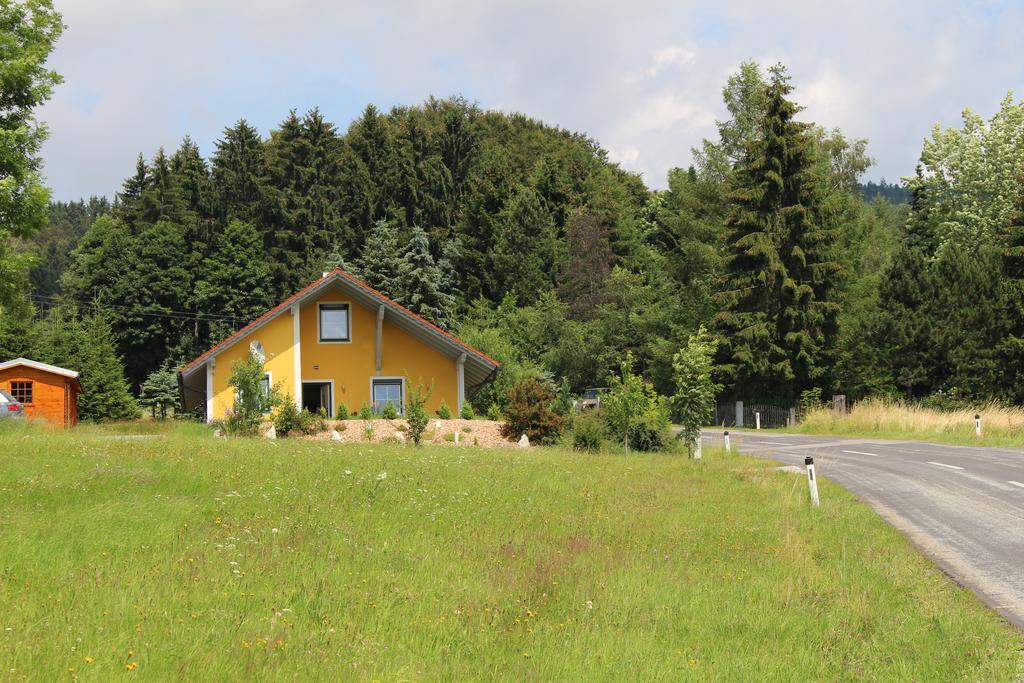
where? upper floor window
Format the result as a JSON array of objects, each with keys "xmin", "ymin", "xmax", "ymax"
[
  {"xmin": 319, "ymin": 303, "xmax": 350, "ymax": 342},
  {"xmin": 10, "ymin": 381, "xmax": 33, "ymax": 404}
]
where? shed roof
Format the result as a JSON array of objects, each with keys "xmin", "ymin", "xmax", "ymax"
[{"xmin": 0, "ymin": 358, "xmax": 80, "ymax": 379}]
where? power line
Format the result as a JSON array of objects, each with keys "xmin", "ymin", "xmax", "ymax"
[{"xmin": 28, "ymin": 294, "xmax": 257, "ymax": 325}]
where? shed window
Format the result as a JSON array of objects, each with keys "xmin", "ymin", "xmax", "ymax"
[
  {"xmin": 11, "ymin": 381, "xmax": 33, "ymax": 404},
  {"xmin": 372, "ymin": 379, "xmax": 403, "ymax": 414},
  {"xmin": 319, "ymin": 303, "xmax": 350, "ymax": 342}
]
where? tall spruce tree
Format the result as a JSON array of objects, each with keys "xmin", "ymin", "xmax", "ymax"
[
  {"xmin": 195, "ymin": 219, "xmax": 273, "ymax": 344},
  {"xmin": 714, "ymin": 65, "xmax": 838, "ymax": 402},
  {"xmin": 490, "ymin": 184, "xmax": 560, "ymax": 305},
  {"xmin": 352, "ymin": 219, "xmax": 402, "ymax": 296},
  {"xmin": 395, "ymin": 226, "xmax": 455, "ymax": 328},
  {"xmin": 211, "ymin": 119, "xmax": 266, "ymax": 224},
  {"xmin": 36, "ymin": 307, "xmax": 138, "ymax": 422}
]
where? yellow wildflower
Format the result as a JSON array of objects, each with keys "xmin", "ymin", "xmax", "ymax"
[
  {"xmin": 126, "ymin": 662, "xmax": 138, "ymax": 671},
  {"xmin": 84, "ymin": 656, "xmax": 94, "ymax": 664}
]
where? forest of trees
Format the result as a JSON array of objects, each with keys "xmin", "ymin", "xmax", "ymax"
[{"xmin": 5, "ymin": 51, "xmax": 1024, "ymax": 419}]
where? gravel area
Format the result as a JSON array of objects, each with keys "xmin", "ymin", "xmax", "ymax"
[{"xmin": 307, "ymin": 418, "xmax": 515, "ymax": 447}]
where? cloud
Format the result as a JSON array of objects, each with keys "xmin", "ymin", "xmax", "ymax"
[
  {"xmin": 37, "ymin": 0, "xmax": 1024, "ymax": 198},
  {"xmin": 645, "ymin": 45, "xmax": 697, "ymax": 78}
]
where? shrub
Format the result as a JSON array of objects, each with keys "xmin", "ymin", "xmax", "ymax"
[
  {"xmin": 298, "ymin": 409, "xmax": 326, "ymax": 435},
  {"xmin": 405, "ymin": 381, "xmax": 432, "ymax": 445},
  {"xmin": 571, "ymin": 410, "xmax": 605, "ymax": 452},
  {"xmin": 224, "ymin": 351, "xmax": 279, "ymax": 436},
  {"xmin": 358, "ymin": 402, "xmax": 374, "ymax": 421},
  {"xmin": 501, "ymin": 377, "xmax": 565, "ymax": 445},
  {"xmin": 381, "ymin": 402, "xmax": 398, "ymax": 420},
  {"xmin": 274, "ymin": 402, "xmax": 326, "ymax": 437},
  {"xmin": 335, "ymin": 401, "xmax": 349, "ymax": 421},
  {"xmin": 797, "ymin": 387, "xmax": 824, "ymax": 418},
  {"xmin": 486, "ymin": 404, "xmax": 502, "ymax": 422},
  {"xmin": 554, "ymin": 377, "xmax": 574, "ymax": 416},
  {"xmin": 460, "ymin": 402, "xmax": 476, "ymax": 420},
  {"xmin": 274, "ymin": 398, "xmax": 302, "ymax": 436},
  {"xmin": 603, "ymin": 353, "xmax": 671, "ymax": 452},
  {"xmin": 626, "ymin": 413, "xmax": 672, "ymax": 452},
  {"xmin": 437, "ymin": 400, "xmax": 452, "ymax": 419}
]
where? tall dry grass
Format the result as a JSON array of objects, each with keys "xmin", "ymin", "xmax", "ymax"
[{"xmin": 797, "ymin": 397, "xmax": 1024, "ymax": 442}]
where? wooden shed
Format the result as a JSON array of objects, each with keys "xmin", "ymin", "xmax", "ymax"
[{"xmin": 0, "ymin": 358, "xmax": 80, "ymax": 428}]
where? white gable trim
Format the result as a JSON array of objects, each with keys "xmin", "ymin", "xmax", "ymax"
[{"xmin": 0, "ymin": 358, "xmax": 79, "ymax": 379}]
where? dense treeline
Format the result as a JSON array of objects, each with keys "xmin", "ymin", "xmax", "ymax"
[{"xmin": 6, "ymin": 57, "xmax": 1024, "ymax": 419}]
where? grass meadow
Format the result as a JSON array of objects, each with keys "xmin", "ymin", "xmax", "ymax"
[
  {"xmin": 0, "ymin": 421, "xmax": 1020, "ymax": 681},
  {"xmin": 796, "ymin": 398, "xmax": 1024, "ymax": 448}
]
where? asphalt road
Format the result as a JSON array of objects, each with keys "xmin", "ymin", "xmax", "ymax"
[{"xmin": 701, "ymin": 429, "xmax": 1024, "ymax": 630}]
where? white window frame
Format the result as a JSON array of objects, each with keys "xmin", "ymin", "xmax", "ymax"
[
  {"xmin": 317, "ymin": 301, "xmax": 352, "ymax": 344},
  {"xmin": 300, "ymin": 380, "xmax": 334, "ymax": 417},
  {"xmin": 370, "ymin": 376, "xmax": 405, "ymax": 415}
]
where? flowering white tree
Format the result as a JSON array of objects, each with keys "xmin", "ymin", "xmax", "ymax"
[{"xmin": 906, "ymin": 93, "xmax": 1024, "ymax": 250}]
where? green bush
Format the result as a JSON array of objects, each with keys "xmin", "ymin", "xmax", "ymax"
[
  {"xmin": 299, "ymin": 409, "xmax": 326, "ymax": 435},
  {"xmin": 224, "ymin": 352, "xmax": 280, "ymax": 436},
  {"xmin": 460, "ymin": 402, "xmax": 476, "ymax": 420},
  {"xmin": 381, "ymin": 403, "xmax": 398, "ymax": 420},
  {"xmin": 335, "ymin": 401, "xmax": 349, "ymax": 421},
  {"xmin": 501, "ymin": 377, "xmax": 565, "ymax": 445},
  {"xmin": 437, "ymin": 400, "xmax": 452, "ymax": 419},
  {"xmin": 571, "ymin": 410, "xmax": 605, "ymax": 452},
  {"xmin": 486, "ymin": 404, "xmax": 502, "ymax": 422},
  {"xmin": 274, "ymin": 402, "xmax": 326, "ymax": 437},
  {"xmin": 603, "ymin": 353, "xmax": 672, "ymax": 452},
  {"xmin": 625, "ymin": 413, "xmax": 671, "ymax": 452},
  {"xmin": 358, "ymin": 402, "xmax": 374, "ymax": 421},
  {"xmin": 274, "ymin": 399, "xmax": 302, "ymax": 436},
  {"xmin": 405, "ymin": 381, "xmax": 432, "ymax": 445}
]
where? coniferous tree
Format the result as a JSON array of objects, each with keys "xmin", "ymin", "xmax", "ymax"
[
  {"xmin": 491, "ymin": 184, "xmax": 561, "ymax": 305},
  {"xmin": 36, "ymin": 308, "xmax": 138, "ymax": 422},
  {"xmin": 352, "ymin": 219, "xmax": 402, "ymax": 296},
  {"xmin": 212, "ymin": 119, "xmax": 266, "ymax": 224},
  {"xmin": 878, "ymin": 245, "xmax": 936, "ymax": 398},
  {"xmin": 195, "ymin": 219, "xmax": 273, "ymax": 344},
  {"xmin": 139, "ymin": 147, "xmax": 190, "ymax": 225},
  {"xmin": 714, "ymin": 65, "xmax": 838, "ymax": 402},
  {"xmin": 139, "ymin": 363, "xmax": 181, "ymax": 418},
  {"xmin": 117, "ymin": 220, "xmax": 193, "ymax": 388},
  {"xmin": 395, "ymin": 226, "xmax": 455, "ymax": 328},
  {"xmin": 115, "ymin": 154, "xmax": 149, "ymax": 228},
  {"xmin": 558, "ymin": 210, "xmax": 613, "ymax": 319}
]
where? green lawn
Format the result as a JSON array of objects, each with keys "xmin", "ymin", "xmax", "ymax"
[{"xmin": 1, "ymin": 422, "xmax": 1020, "ymax": 681}]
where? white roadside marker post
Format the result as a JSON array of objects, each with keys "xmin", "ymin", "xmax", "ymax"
[
  {"xmin": 723, "ymin": 430, "xmax": 731, "ymax": 451},
  {"xmin": 694, "ymin": 435, "xmax": 702, "ymax": 459},
  {"xmin": 805, "ymin": 456, "xmax": 820, "ymax": 507},
  {"xmin": 454, "ymin": 431, "xmax": 460, "ymax": 445},
  {"xmin": 975, "ymin": 413, "xmax": 982, "ymax": 437},
  {"xmin": 755, "ymin": 412, "xmax": 761, "ymax": 430}
]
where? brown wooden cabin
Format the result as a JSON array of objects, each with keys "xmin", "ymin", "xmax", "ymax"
[{"xmin": 0, "ymin": 358, "xmax": 80, "ymax": 428}]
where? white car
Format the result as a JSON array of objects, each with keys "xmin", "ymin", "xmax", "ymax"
[{"xmin": 0, "ymin": 389, "xmax": 25, "ymax": 420}]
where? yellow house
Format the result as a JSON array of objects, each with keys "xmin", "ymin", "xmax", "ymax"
[{"xmin": 178, "ymin": 267, "xmax": 498, "ymax": 421}]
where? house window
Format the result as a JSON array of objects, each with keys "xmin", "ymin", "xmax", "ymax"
[
  {"xmin": 319, "ymin": 303, "xmax": 350, "ymax": 342},
  {"xmin": 372, "ymin": 379, "xmax": 403, "ymax": 414},
  {"xmin": 10, "ymin": 381, "xmax": 32, "ymax": 404}
]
